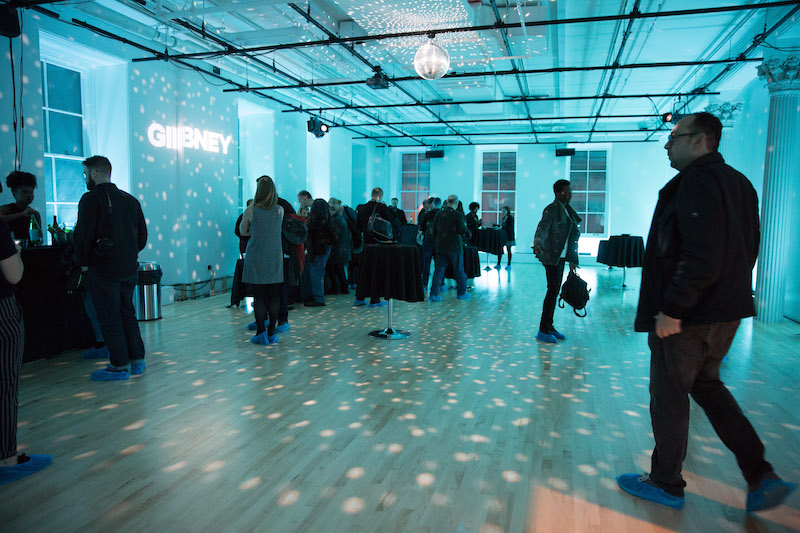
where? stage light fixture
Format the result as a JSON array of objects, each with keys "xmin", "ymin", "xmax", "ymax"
[
  {"xmin": 662, "ymin": 112, "xmax": 673, "ymax": 123},
  {"xmin": 307, "ymin": 117, "xmax": 328, "ymax": 138}
]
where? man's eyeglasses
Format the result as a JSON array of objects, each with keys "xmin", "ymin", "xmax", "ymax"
[{"xmin": 667, "ymin": 131, "xmax": 699, "ymax": 143}]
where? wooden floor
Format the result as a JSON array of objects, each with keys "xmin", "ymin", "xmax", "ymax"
[{"xmin": 3, "ymin": 264, "xmax": 799, "ymax": 533}]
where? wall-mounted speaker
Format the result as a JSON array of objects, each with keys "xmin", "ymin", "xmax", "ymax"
[
  {"xmin": 425, "ymin": 149, "xmax": 444, "ymax": 158},
  {"xmin": 555, "ymin": 148, "xmax": 575, "ymax": 157}
]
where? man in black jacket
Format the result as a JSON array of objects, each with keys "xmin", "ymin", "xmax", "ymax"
[
  {"xmin": 617, "ymin": 113, "xmax": 795, "ymax": 512},
  {"xmin": 418, "ymin": 197, "xmax": 441, "ymax": 291},
  {"xmin": 354, "ymin": 187, "xmax": 397, "ymax": 307},
  {"xmin": 429, "ymin": 195, "xmax": 469, "ymax": 302},
  {"xmin": 73, "ymin": 156, "xmax": 148, "ymax": 381}
]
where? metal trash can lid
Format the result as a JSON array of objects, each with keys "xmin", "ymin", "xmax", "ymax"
[{"xmin": 138, "ymin": 261, "xmax": 162, "ymax": 271}]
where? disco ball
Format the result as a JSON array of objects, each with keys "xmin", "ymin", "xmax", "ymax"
[{"xmin": 413, "ymin": 40, "xmax": 450, "ymax": 80}]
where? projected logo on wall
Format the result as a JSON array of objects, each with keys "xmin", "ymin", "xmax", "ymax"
[{"xmin": 147, "ymin": 123, "xmax": 233, "ymax": 154}]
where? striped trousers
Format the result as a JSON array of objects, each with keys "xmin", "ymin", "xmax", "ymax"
[{"xmin": 0, "ymin": 294, "xmax": 23, "ymax": 460}]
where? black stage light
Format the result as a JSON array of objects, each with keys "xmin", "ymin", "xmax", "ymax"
[
  {"xmin": 307, "ymin": 117, "xmax": 328, "ymax": 138},
  {"xmin": 662, "ymin": 112, "xmax": 673, "ymax": 123},
  {"xmin": 366, "ymin": 66, "xmax": 390, "ymax": 90}
]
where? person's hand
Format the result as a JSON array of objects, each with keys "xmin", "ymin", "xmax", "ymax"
[
  {"xmin": 15, "ymin": 242, "xmax": 22, "ymax": 254},
  {"xmin": 81, "ymin": 266, "xmax": 89, "ymax": 272},
  {"xmin": 655, "ymin": 312, "xmax": 681, "ymax": 338},
  {"xmin": 533, "ymin": 245, "xmax": 543, "ymax": 255},
  {"xmin": 23, "ymin": 206, "xmax": 36, "ymax": 216},
  {"xmin": 569, "ymin": 262, "xmax": 577, "ymax": 272}
]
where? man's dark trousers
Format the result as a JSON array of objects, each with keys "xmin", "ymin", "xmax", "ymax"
[
  {"xmin": 539, "ymin": 258, "xmax": 565, "ymax": 332},
  {"xmin": 421, "ymin": 241, "xmax": 435, "ymax": 290},
  {"xmin": 648, "ymin": 320, "xmax": 773, "ymax": 496},
  {"xmin": 86, "ymin": 271, "xmax": 145, "ymax": 368},
  {"xmin": 430, "ymin": 253, "xmax": 466, "ymax": 297}
]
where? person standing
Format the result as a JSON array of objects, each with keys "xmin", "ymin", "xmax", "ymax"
[
  {"xmin": 429, "ymin": 195, "xmax": 469, "ymax": 302},
  {"xmin": 533, "ymin": 179, "xmax": 580, "ymax": 344},
  {"xmin": 0, "ymin": 171, "xmax": 42, "ymax": 241},
  {"xmin": 0, "ymin": 188, "xmax": 52, "ymax": 485},
  {"xmin": 466, "ymin": 202, "xmax": 481, "ymax": 246},
  {"xmin": 418, "ymin": 197, "xmax": 441, "ymax": 292},
  {"xmin": 389, "ymin": 197, "xmax": 407, "ymax": 225},
  {"xmin": 496, "ymin": 206, "xmax": 515, "ymax": 269},
  {"xmin": 326, "ymin": 198, "xmax": 352, "ymax": 295},
  {"xmin": 616, "ymin": 112, "xmax": 796, "ymax": 512},
  {"xmin": 355, "ymin": 187, "xmax": 397, "ymax": 307},
  {"xmin": 297, "ymin": 190, "xmax": 313, "ymax": 212},
  {"xmin": 305, "ymin": 199, "xmax": 336, "ymax": 307},
  {"xmin": 240, "ymin": 176, "xmax": 284, "ymax": 344},
  {"xmin": 73, "ymin": 156, "xmax": 147, "ymax": 381}
]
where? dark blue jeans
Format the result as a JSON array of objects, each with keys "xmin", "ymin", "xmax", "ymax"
[
  {"xmin": 430, "ymin": 253, "xmax": 466, "ymax": 297},
  {"xmin": 648, "ymin": 321, "xmax": 773, "ymax": 496},
  {"xmin": 308, "ymin": 245, "xmax": 331, "ymax": 304},
  {"xmin": 421, "ymin": 241, "xmax": 435, "ymax": 290},
  {"xmin": 85, "ymin": 271, "xmax": 145, "ymax": 368},
  {"xmin": 540, "ymin": 259, "xmax": 565, "ymax": 333}
]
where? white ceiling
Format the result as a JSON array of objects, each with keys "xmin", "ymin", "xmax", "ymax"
[{"xmin": 28, "ymin": 0, "xmax": 800, "ymax": 146}]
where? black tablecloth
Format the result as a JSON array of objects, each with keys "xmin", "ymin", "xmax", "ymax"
[
  {"xmin": 445, "ymin": 246, "xmax": 481, "ymax": 279},
  {"xmin": 476, "ymin": 228, "xmax": 507, "ymax": 256},
  {"xmin": 597, "ymin": 234, "xmax": 645, "ymax": 267},
  {"xmin": 17, "ymin": 245, "xmax": 95, "ymax": 362},
  {"xmin": 356, "ymin": 244, "xmax": 424, "ymax": 302}
]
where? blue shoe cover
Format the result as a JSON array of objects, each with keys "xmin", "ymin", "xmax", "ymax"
[
  {"xmin": 746, "ymin": 478, "xmax": 797, "ymax": 513},
  {"xmin": 276, "ymin": 323, "xmax": 290, "ymax": 334},
  {"xmin": 536, "ymin": 331, "xmax": 558, "ymax": 344},
  {"xmin": 0, "ymin": 454, "xmax": 53, "ymax": 485},
  {"xmin": 429, "ymin": 295, "xmax": 442, "ymax": 302},
  {"xmin": 91, "ymin": 366, "xmax": 130, "ymax": 381},
  {"xmin": 369, "ymin": 301, "xmax": 387, "ymax": 308},
  {"xmin": 616, "ymin": 473, "xmax": 685, "ymax": 510},
  {"xmin": 268, "ymin": 334, "xmax": 279, "ymax": 344},
  {"xmin": 82, "ymin": 346, "xmax": 110, "ymax": 360},
  {"xmin": 250, "ymin": 332, "xmax": 270, "ymax": 345},
  {"xmin": 130, "ymin": 360, "xmax": 146, "ymax": 376},
  {"xmin": 456, "ymin": 293, "xmax": 471, "ymax": 300},
  {"xmin": 353, "ymin": 299, "xmax": 366, "ymax": 306},
  {"xmin": 550, "ymin": 330, "xmax": 566, "ymax": 340}
]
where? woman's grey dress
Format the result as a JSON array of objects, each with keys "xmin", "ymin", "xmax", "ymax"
[{"xmin": 242, "ymin": 205, "xmax": 284, "ymax": 285}]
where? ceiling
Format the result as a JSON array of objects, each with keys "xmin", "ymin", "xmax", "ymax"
[{"xmin": 19, "ymin": 0, "xmax": 800, "ymax": 146}]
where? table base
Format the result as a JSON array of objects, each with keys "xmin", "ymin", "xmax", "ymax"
[
  {"xmin": 370, "ymin": 328, "xmax": 410, "ymax": 339},
  {"xmin": 611, "ymin": 267, "xmax": 636, "ymax": 291}
]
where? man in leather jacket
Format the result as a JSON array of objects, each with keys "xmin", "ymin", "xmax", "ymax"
[
  {"xmin": 533, "ymin": 179, "xmax": 581, "ymax": 343},
  {"xmin": 616, "ymin": 112, "xmax": 795, "ymax": 512}
]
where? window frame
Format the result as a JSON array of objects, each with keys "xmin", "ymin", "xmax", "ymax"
[
  {"xmin": 399, "ymin": 152, "xmax": 431, "ymax": 223},
  {"xmin": 479, "ymin": 149, "xmax": 517, "ymax": 228},
  {"xmin": 567, "ymin": 145, "xmax": 610, "ymax": 237}
]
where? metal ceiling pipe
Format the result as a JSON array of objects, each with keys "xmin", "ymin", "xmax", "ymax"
[
  {"xmin": 339, "ymin": 114, "xmax": 661, "ymax": 127},
  {"xmin": 386, "ymin": 139, "xmax": 661, "ymax": 147},
  {"xmin": 131, "ymin": 1, "xmax": 800, "ymax": 62},
  {"xmin": 225, "ymin": 57, "xmax": 764, "ymax": 92},
  {"xmin": 357, "ymin": 128, "xmax": 665, "ymax": 139},
  {"xmin": 283, "ymin": 91, "xmax": 720, "ymax": 113}
]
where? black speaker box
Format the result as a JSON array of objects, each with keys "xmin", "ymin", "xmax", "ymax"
[
  {"xmin": 425, "ymin": 149, "xmax": 444, "ymax": 158},
  {"xmin": 0, "ymin": 7, "xmax": 21, "ymax": 39},
  {"xmin": 555, "ymin": 148, "xmax": 576, "ymax": 157}
]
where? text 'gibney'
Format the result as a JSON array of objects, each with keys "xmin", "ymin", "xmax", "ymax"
[{"xmin": 147, "ymin": 123, "xmax": 233, "ymax": 154}]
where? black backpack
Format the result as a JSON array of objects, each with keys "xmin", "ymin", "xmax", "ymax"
[{"xmin": 558, "ymin": 270, "xmax": 590, "ymax": 317}]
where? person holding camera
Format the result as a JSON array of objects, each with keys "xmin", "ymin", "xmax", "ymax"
[
  {"xmin": 73, "ymin": 156, "xmax": 148, "ymax": 381},
  {"xmin": 533, "ymin": 179, "xmax": 581, "ymax": 344}
]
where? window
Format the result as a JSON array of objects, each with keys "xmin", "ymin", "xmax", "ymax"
[
  {"xmin": 42, "ymin": 61, "xmax": 85, "ymax": 229},
  {"xmin": 400, "ymin": 153, "xmax": 431, "ymax": 223},
  {"xmin": 237, "ymin": 175, "xmax": 246, "ymax": 215},
  {"xmin": 569, "ymin": 150, "xmax": 607, "ymax": 235},
  {"xmin": 481, "ymin": 151, "xmax": 516, "ymax": 227}
]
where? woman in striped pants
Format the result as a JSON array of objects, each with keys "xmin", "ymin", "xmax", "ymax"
[{"xmin": 0, "ymin": 183, "xmax": 52, "ymax": 485}]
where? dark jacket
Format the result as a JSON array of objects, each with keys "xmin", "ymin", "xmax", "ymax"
[
  {"xmin": 389, "ymin": 206, "xmax": 407, "ymax": 225},
  {"xmin": 533, "ymin": 199, "xmax": 581, "ymax": 266},
  {"xmin": 419, "ymin": 208, "xmax": 440, "ymax": 244},
  {"xmin": 356, "ymin": 201, "xmax": 399, "ymax": 245},
  {"xmin": 501, "ymin": 214, "xmax": 515, "ymax": 243},
  {"xmin": 329, "ymin": 212, "xmax": 352, "ymax": 264},
  {"xmin": 306, "ymin": 199, "xmax": 337, "ymax": 258},
  {"xmin": 634, "ymin": 152, "xmax": 759, "ymax": 331},
  {"xmin": 235, "ymin": 213, "xmax": 249, "ymax": 255},
  {"xmin": 73, "ymin": 183, "xmax": 147, "ymax": 280},
  {"xmin": 433, "ymin": 206, "xmax": 468, "ymax": 256},
  {"xmin": 466, "ymin": 212, "xmax": 480, "ymax": 246}
]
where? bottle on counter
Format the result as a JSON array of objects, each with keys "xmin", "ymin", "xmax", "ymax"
[{"xmin": 29, "ymin": 214, "xmax": 43, "ymax": 245}]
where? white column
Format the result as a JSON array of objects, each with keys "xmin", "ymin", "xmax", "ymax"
[
  {"xmin": 705, "ymin": 102, "xmax": 742, "ymax": 154},
  {"xmin": 755, "ymin": 56, "xmax": 800, "ymax": 322}
]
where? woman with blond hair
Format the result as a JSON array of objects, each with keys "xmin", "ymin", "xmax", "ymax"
[{"xmin": 240, "ymin": 176, "xmax": 284, "ymax": 344}]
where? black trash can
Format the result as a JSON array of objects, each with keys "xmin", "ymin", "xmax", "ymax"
[{"xmin": 135, "ymin": 262, "xmax": 162, "ymax": 320}]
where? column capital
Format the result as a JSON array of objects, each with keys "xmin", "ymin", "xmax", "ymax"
[
  {"xmin": 757, "ymin": 56, "xmax": 800, "ymax": 93},
  {"xmin": 705, "ymin": 102, "xmax": 742, "ymax": 127}
]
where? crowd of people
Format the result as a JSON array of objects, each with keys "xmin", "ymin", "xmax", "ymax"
[{"xmin": 0, "ymin": 112, "xmax": 795, "ymax": 513}]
